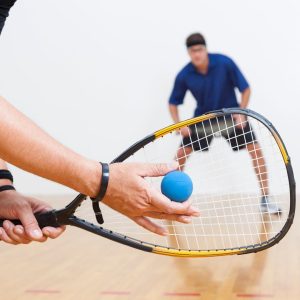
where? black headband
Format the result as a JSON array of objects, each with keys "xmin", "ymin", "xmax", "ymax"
[{"xmin": 186, "ymin": 40, "xmax": 206, "ymax": 48}]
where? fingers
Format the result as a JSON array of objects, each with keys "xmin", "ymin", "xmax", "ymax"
[
  {"xmin": 12, "ymin": 224, "xmax": 34, "ymax": 244},
  {"xmin": 133, "ymin": 163, "xmax": 200, "ymax": 217},
  {"xmin": 42, "ymin": 226, "xmax": 66, "ymax": 239},
  {"xmin": 137, "ymin": 162, "xmax": 179, "ymax": 178},
  {"xmin": 149, "ymin": 189, "xmax": 200, "ymax": 216},
  {"xmin": 143, "ymin": 211, "xmax": 193, "ymax": 224},
  {"xmin": 18, "ymin": 206, "xmax": 45, "ymax": 242},
  {"xmin": 2, "ymin": 221, "xmax": 33, "ymax": 244},
  {"xmin": 106, "ymin": 162, "xmax": 200, "ymax": 228},
  {"xmin": 28, "ymin": 197, "xmax": 53, "ymax": 213},
  {"xmin": 0, "ymin": 222, "xmax": 66, "ymax": 245},
  {"xmin": 0, "ymin": 223, "xmax": 65, "ymax": 244},
  {"xmin": 0, "ymin": 225, "xmax": 18, "ymax": 245},
  {"xmin": 0, "ymin": 191, "xmax": 65, "ymax": 245},
  {"xmin": 132, "ymin": 216, "xmax": 168, "ymax": 236},
  {"xmin": 0, "ymin": 221, "xmax": 37, "ymax": 244},
  {"xmin": 25, "ymin": 198, "xmax": 65, "ymax": 240}
]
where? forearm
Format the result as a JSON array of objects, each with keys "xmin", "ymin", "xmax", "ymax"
[
  {"xmin": 169, "ymin": 104, "xmax": 180, "ymax": 123},
  {"xmin": 0, "ymin": 159, "xmax": 8, "ymax": 169},
  {"xmin": 0, "ymin": 96, "xmax": 100, "ymax": 197},
  {"xmin": 239, "ymin": 87, "xmax": 251, "ymax": 109}
]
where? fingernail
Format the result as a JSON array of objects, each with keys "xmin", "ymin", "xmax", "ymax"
[
  {"xmin": 15, "ymin": 227, "xmax": 24, "ymax": 234},
  {"xmin": 31, "ymin": 229, "xmax": 43, "ymax": 239},
  {"xmin": 3, "ymin": 220, "xmax": 11, "ymax": 229},
  {"xmin": 43, "ymin": 229, "xmax": 50, "ymax": 236}
]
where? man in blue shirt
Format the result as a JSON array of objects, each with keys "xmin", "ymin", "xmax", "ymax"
[{"xmin": 169, "ymin": 32, "xmax": 280, "ymax": 214}]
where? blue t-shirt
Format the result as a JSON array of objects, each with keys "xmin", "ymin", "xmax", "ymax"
[{"xmin": 169, "ymin": 53, "xmax": 249, "ymax": 116}]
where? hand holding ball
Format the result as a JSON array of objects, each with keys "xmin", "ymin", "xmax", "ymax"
[{"xmin": 161, "ymin": 171, "xmax": 193, "ymax": 202}]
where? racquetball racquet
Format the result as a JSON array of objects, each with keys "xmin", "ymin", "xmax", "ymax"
[{"xmin": 0, "ymin": 108, "xmax": 296, "ymax": 257}]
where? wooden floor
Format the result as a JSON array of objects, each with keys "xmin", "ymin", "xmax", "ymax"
[{"xmin": 0, "ymin": 195, "xmax": 299, "ymax": 300}]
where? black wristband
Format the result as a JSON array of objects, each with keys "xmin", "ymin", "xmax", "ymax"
[
  {"xmin": 90, "ymin": 163, "xmax": 109, "ymax": 225},
  {"xmin": 0, "ymin": 170, "xmax": 13, "ymax": 183},
  {"xmin": 92, "ymin": 162, "xmax": 110, "ymax": 202},
  {"xmin": 0, "ymin": 185, "xmax": 15, "ymax": 192}
]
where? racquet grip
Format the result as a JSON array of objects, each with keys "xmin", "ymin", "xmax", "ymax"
[{"xmin": 0, "ymin": 210, "xmax": 61, "ymax": 228}]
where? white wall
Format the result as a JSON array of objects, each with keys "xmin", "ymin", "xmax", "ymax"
[{"xmin": 0, "ymin": 0, "xmax": 298, "ymax": 195}]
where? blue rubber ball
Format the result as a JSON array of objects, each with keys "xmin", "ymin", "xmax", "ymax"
[{"xmin": 161, "ymin": 171, "xmax": 193, "ymax": 202}]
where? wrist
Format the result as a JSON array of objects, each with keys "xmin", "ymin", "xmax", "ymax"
[
  {"xmin": 0, "ymin": 179, "xmax": 13, "ymax": 186},
  {"xmin": 78, "ymin": 159, "xmax": 102, "ymax": 197}
]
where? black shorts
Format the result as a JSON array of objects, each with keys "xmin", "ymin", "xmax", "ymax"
[{"xmin": 181, "ymin": 117, "xmax": 257, "ymax": 152}]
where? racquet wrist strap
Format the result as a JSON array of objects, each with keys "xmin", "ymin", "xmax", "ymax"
[
  {"xmin": 0, "ymin": 170, "xmax": 13, "ymax": 183},
  {"xmin": 94, "ymin": 163, "xmax": 109, "ymax": 202},
  {"xmin": 90, "ymin": 162, "xmax": 110, "ymax": 224}
]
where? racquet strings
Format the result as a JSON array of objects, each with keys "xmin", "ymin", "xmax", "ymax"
[{"xmin": 76, "ymin": 113, "xmax": 290, "ymax": 251}]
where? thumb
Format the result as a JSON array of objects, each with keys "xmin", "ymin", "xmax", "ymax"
[
  {"xmin": 139, "ymin": 162, "xmax": 178, "ymax": 177},
  {"xmin": 18, "ymin": 207, "xmax": 43, "ymax": 241}
]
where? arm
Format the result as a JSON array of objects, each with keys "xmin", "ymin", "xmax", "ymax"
[
  {"xmin": 168, "ymin": 73, "xmax": 190, "ymax": 135},
  {"xmin": 234, "ymin": 87, "xmax": 251, "ymax": 126},
  {"xmin": 228, "ymin": 58, "xmax": 251, "ymax": 126},
  {"xmin": 0, "ymin": 96, "xmax": 100, "ymax": 197},
  {"xmin": 239, "ymin": 87, "xmax": 251, "ymax": 109},
  {"xmin": 0, "ymin": 96, "xmax": 200, "ymax": 242},
  {"xmin": 169, "ymin": 104, "xmax": 190, "ymax": 137},
  {"xmin": 169, "ymin": 104, "xmax": 180, "ymax": 123}
]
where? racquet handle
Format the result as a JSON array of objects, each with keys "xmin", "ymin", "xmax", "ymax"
[{"xmin": 0, "ymin": 210, "xmax": 61, "ymax": 228}]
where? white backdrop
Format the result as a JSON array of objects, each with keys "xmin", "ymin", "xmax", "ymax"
[{"xmin": 0, "ymin": 0, "xmax": 298, "ymax": 195}]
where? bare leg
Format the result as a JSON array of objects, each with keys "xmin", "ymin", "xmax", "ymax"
[{"xmin": 246, "ymin": 142, "xmax": 268, "ymax": 196}]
